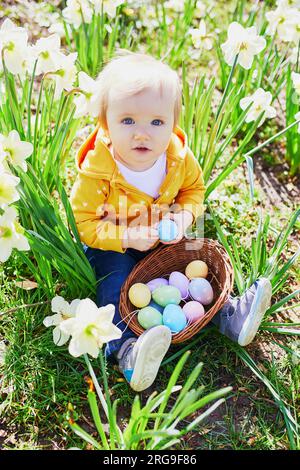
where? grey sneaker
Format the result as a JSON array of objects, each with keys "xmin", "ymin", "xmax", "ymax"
[
  {"xmin": 116, "ymin": 325, "xmax": 172, "ymax": 392},
  {"xmin": 213, "ymin": 277, "xmax": 272, "ymax": 346}
]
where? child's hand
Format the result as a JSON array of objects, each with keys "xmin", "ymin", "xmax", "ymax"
[
  {"xmin": 122, "ymin": 225, "xmax": 159, "ymax": 251},
  {"xmin": 156, "ymin": 210, "xmax": 194, "ymax": 245}
]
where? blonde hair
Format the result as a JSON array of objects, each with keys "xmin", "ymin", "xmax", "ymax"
[{"xmin": 96, "ymin": 50, "xmax": 182, "ymax": 131}]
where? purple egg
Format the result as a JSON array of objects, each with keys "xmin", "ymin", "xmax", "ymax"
[
  {"xmin": 188, "ymin": 278, "xmax": 214, "ymax": 305},
  {"xmin": 146, "ymin": 277, "xmax": 168, "ymax": 293},
  {"xmin": 169, "ymin": 271, "xmax": 189, "ymax": 300},
  {"xmin": 183, "ymin": 301, "xmax": 205, "ymax": 323}
]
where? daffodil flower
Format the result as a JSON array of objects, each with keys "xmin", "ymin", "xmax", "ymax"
[
  {"xmin": 0, "ymin": 171, "xmax": 20, "ymax": 208},
  {"xmin": 62, "ymin": 0, "xmax": 93, "ymax": 28},
  {"xmin": 59, "ymin": 299, "xmax": 122, "ymax": 358},
  {"xmin": 0, "ymin": 130, "xmax": 33, "ymax": 172},
  {"xmin": 266, "ymin": 2, "xmax": 300, "ymax": 42},
  {"xmin": 91, "ymin": 0, "xmax": 125, "ymax": 17},
  {"xmin": 0, "ymin": 18, "xmax": 29, "ymax": 75},
  {"xmin": 292, "ymin": 72, "xmax": 300, "ymax": 95},
  {"xmin": 189, "ymin": 20, "xmax": 213, "ymax": 51},
  {"xmin": 49, "ymin": 51, "xmax": 78, "ymax": 100},
  {"xmin": 0, "ymin": 206, "xmax": 30, "ymax": 263},
  {"xmin": 43, "ymin": 296, "xmax": 81, "ymax": 346},
  {"xmin": 221, "ymin": 22, "xmax": 266, "ymax": 70},
  {"xmin": 74, "ymin": 71, "xmax": 101, "ymax": 118},
  {"xmin": 240, "ymin": 88, "xmax": 277, "ymax": 126},
  {"xmin": 32, "ymin": 34, "xmax": 62, "ymax": 75}
]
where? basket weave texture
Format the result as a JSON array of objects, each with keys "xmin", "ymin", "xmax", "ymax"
[{"xmin": 119, "ymin": 238, "xmax": 234, "ymax": 344}]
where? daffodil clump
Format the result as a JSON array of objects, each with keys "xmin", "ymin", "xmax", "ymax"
[{"xmin": 0, "ymin": 130, "xmax": 32, "ymax": 263}]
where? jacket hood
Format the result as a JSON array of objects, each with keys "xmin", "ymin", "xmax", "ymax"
[{"xmin": 75, "ymin": 121, "xmax": 188, "ymax": 180}]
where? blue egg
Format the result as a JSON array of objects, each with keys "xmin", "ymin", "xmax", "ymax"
[
  {"xmin": 149, "ymin": 300, "xmax": 164, "ymax": 314},
  {"xmin": 158, "ymin": 219, "xmax": 178, "ymax": 242},
  {"xmin": 163, "ymin": 304, "xmax": 187, "ymax": 333}
]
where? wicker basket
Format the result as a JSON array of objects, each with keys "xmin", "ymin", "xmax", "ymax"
[{"xmin": 119, "ymin": 238, "xmax": 234, "ymax": 344}]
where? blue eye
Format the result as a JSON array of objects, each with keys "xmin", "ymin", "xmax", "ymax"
[
  {"xmin": 122, "ymin": 118, "xmax": 134, "ymax": 125},
  {"xmin": 152, "ymin": 119, "xmax": 163, "ymax": 126}
]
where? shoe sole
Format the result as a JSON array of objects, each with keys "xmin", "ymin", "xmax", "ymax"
[
  {"xmin": 130, "ymin": 326, "xmax": 171, "ymax": 392},
  {"xmin": 238, "ymin": 278, "xmax": 272, "ymax": 347}
]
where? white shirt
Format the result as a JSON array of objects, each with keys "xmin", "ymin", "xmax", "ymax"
[{"xmin": 113, "ymin": 149, "xmax": 167, "ymax": 198}]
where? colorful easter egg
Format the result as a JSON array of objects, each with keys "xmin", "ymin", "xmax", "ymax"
[
  {"xmin": 163, "ymin": 304, "xmax": 187, "ymax": 333},
  {"xmin": 128, "ymin": 283, "xmax": 151, "ymax": 308},
  {"xmin": 169, "ymin": 271, "xmax": 189, "ymax": 299},
  {"xmin": 158, "ymin": 219, "xmax": 178, "ymax": 242},
  {"xmin": 182, "ymin": 301, "xmax": 205, "ymax": 323},
  {"xmin": 148, "ymin": 300, "xmax": 164, "ymax": 314},
  {"xmin": 138, "ymin": 307, "xmax": 163, "ymax": 329},
  {"xmin": 146, "ymin": 277, "xmax": 168, "ymax": 292},
  {"xmin": 152, "ymin": 285, "xmax": 181, "ymax": 307},
  {"xmin": 185, "ymin": 260, "xmax": 208, "ymax": 279},
  {"xmin": 188, "ymin": 278, "xmax": 214, "ymax": 305}
]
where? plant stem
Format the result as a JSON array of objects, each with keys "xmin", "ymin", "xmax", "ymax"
[
  {"xmin": 0, "ymin": 300, "xmax": 51, "ymax": 316},
  {"xmin": 83, "ymin": 353, "xmax": 109, "ymax": 418}
]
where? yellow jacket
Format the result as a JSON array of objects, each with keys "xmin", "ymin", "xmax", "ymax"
[{"xmin": 70, "ymin": 123, "xmax": 206, "ymax": 253}]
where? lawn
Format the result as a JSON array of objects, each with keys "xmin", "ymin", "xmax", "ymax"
[{"xmin": 0, "ymin": 0, "xmax": 299, "ymax": 451}]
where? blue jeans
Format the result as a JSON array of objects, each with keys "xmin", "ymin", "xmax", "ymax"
[
  {"xmin": 83, "ymin": 243, "xmax": 223, "ymax": 359},
  {"xmin": 83, "ymin": 243, "xmax": 160, "ymax": 358}
]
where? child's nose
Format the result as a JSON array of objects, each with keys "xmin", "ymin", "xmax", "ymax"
[{"xmin": 133, "ymin": 130, "xmax": 150, "ymax": 141}]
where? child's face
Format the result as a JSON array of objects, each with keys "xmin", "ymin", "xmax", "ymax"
[{"xmin": 106, "ymin": 86, "xmax": 175, "ymax": 170}]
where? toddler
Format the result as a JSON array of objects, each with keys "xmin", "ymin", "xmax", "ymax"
[{"xmin": 70, "ymin": 51, "xmax": 272, "ymax": 392}]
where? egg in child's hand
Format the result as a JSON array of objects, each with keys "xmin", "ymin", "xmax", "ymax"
[
  {"xmin": 158, "ymin": 219, "xmax": 178, "ymax": 242},
  {"xmin": 128, "ymin": 283, "xmax": 151, "ymax": 308},
  {"xmin": 163, "ymin": 304, "xmax": 187, "ymax": 333},
  {"xmin": 188, "ymin": 278, "xmax": 214, "ymax": 305},
  {"xmin": 169, "ymin": 271, "xmax": 189, "ymax": 299},
  {"xmin": 146, "ymin": 277, "xmax": 168, "ymax": 292},
  {"xmin": 185, "ymin": 260, "xmax": 208, "ymax": 279},
  {"xmin": 138, "ymin": 306, "xmax": 163, "ymax": 329},
  {"xmin": 152, "ymin": 285, "xmax": 181, "ymax": 307},
  {"xmin": 183, "ymin": 301, "xmax": 205, "ymax": 323}
]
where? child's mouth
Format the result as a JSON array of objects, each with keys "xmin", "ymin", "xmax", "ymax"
[{"xmin": 134, "ymin": 147, "xmax": 151, "ymax": 153}]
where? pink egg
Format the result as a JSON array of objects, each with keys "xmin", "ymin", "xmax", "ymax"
[
  {"xmin": 169, "ymin": 271, "xmax": 189, "ymax": 299},
  {"xmin": 146, "ymin": 277, "xmax": 168, "ymax": 293},
  {"xmin": 183, "ymin": 301, "xmax": 205, "ymax": 323}
]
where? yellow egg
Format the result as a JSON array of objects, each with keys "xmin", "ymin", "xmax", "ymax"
[
  {"xmin": 185, "ymin": 260, "xmax": 208, "ymax": 279},
  {"xmin": 128, "ymin": 283, "xmax": 151, "ymax": 308}
]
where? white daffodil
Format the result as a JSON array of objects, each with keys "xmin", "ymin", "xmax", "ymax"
[
  {"xmin": 221, "ymin": 22, "xmax": 266, "ymax": 70},
  {"xmin": 74, "ymin": 71, "xmax": 101, "ymax": 118},
  {"xmin": 292, "ymin": 71, "xmax": 300, "ymax": 95},
  {"xmin": 62, "ymin": 0, "xmax": 93, "ymax": 28},
  {"xmin": 288, "ymin": 46, "xmax": 299, "ymax": 65},
  {"xmin": 32, "ymin": 34, "xmax": 61, "ymax": 75},
  {"xmin": 92, "ymin": 0, "xmax": 125, "ymax": 17},
  {"xmin": 59, "ymin": 299, "xmax": 122, "ymax": 358},
  {"xmin": 49, "ymin": 51, "xmax": 78, "ymax": 101},
  {"xmin": 0, "ymin": 206, "xmax": 30, "ymax": 263},
  {"xmin": 195, "ymin": 1, "xmax": 206, "ymax": 18},
  {"xmin": 265, "ymin": 3, "xmax": 300, "ymax": 42},
  {"xmin": 295, "ymin": 111, "xmax": 300, "ymax": 133},
  {"xmin": 0, "ymin": 171, "xmax": 20, "ymax": 208},
  {"xmin": 0, "ymin": 18, "xmax": 29, "ymax": 75},
  {"xmin": 189, "ymin": 20, "xmax": 213, "ymax": 51},
  {"xmin": 43, "ymin": 295, "xmax": 81, "ymax": 346},
  {"xmin": 240, "ymin": 88, "xmax": 277, "ymax": 126},
  {"xmin": 0, "ymin": 130, "xmax": 33, "ymax": 172},
  {"xmin": 0, "ymin": 144, "xmax": 6, "ymax": 166},
  {"xmin": 164, "ymin": 0, "xmax": 185, "ymax": 12}
]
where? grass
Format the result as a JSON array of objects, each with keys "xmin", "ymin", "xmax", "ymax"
[{"xmin": 0, "ymin": 0, "xmax": 299, "ymax": 451}]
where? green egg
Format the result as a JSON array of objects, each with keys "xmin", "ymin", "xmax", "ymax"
[
  {"xmin": 137, "ymin": 307, "xmax": 163, "ymax": 330},
  {"xmin": 152, "ymin": 285, "xmax": 182, "ymax": 307}
]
